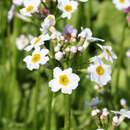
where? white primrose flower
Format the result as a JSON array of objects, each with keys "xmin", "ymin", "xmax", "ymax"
[
  {"xmin": 16, "ymin": 35, "xmax": 29, "ymax": 50},
  {"xmin": 78, "ymin": 27, "xmax": 104, "ymax": 42},
  {"xmin": 88, "ymin": 57, "xmax": 112, "ymax": 86},
  {"xmin": 111, "ymin": 109, "xmax": 130, "ymax": 119},
  {"xmin": 20, "ymin": 0, "xmax": 40, "ymax": 16},
  {"xmin": 23, "ymin": 47, "xmax": 49, "ymax": 71},
  {"xmin": 97, "ymin": 44, "xmax": 117, "ymax": 64},
  {"xmin": 40, "ymin": 15, "xmax": 56, "ymax": 34},
  {"xmin": 112, "ymin": 0, "xmax": 130, "ymax": 10},
  {"xmin": 49, "ymin": 67, "xmax": 80, "ymax": 94},
  {"xmin": 85, "ymin": 97, "xmax": 102, "ymax": 107},
  {"xmin": 58, "ymin": 0, "xmax": 78, "ymax": 19},
  {"xmin": 24, "ymin": 34, "xmax": 50, "ymax": 52},
  {"xmin": 13, "ymin": 0, "xmax": 23, "ymax": 6}
]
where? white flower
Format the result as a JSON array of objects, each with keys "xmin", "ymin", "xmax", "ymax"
[
  {"xmin": 97, "ymin": 129, "xmax": 104, "ymax": 130},
  {"xmin": 20, "ymin": 0, "xmax": 40, "ymax": 16},
  {"xmin": 49, "ymin": 67, "xmax": 80, "ymax": 94},
  {"xmin": 55, "ymin": 51, "xmax": 64, "ymax": 61},
  {"xmin": 8, "ymin": 5, "xmax": 15, "ymax": 23},
  {"xmin": 13, "ymin": 0, "xmax": 23, "ymax": 6},
  {"xmin": 111, "ymin": 109, "xmax": 130, "ymax": 119},
  {"xmin": 97, "ymin": 44, "xmax": 117, "ymax": 64},
  {"xmin": 58, "ymin": 0, "xmax": 78, "ymax": 19},
  {"xmin": 16, "ymin": 35, "xmax": 29, "ymax": 50},
  {"xmin": 23, "ymin": 47, "xmax": 49, "ymax": 71},
  {"xmin": 112, "ymin": 0, "xmax": 130, "ymax": 10},
  {"xmin": 24, "ymin": 34, "xmax": 50, "ymax": 52},
  {"xmin": 78, "ymin": 27, "xmax": 104, "ymax": 42},
  {"xmin": 120, "ymin": 98, "xmax": 126, "ymax": 106},
  {"xmin": 126, "ymin": 49, "xmax": 130, "ymax": 57},
  {"xmin": 85, "ymin": 97, "xmax": 102, "ymax": 107},
  {"xmin": 88, "ymin": 57, "xmax": 112, "ymax": 86},
  {"xmin": 40, "ymin": 15, "xmax": 56, "ymax": 34}
]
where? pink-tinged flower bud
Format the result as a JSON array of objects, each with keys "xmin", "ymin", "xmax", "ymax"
[
  {"xmin": 55, "ymin": 51, "xmax": 63, "ymax": 61},
  {"xmin": 71, "ymin": 46, "xmax": 77, "ymax": 53},
  {"xmin": 54, "ymin": 46, "xmax": 60, "ymax": 52},
  {"xmin": 91, "ymin": 110, "xmax": 98, "ymax": 116},
  {"xmin": 78, "ymin": 46, "xmax": 84, "ymax": 52},
  {"xmin": 112, "ymin": 116, "xmax": 119, "ymax": 127},
  {"xmin": 65, "ymin": 47, "xmax": 70, "ymax": 52},
  {"xmin": 120, "ymin": 98, "xmax": 126, "ymax": 107}
]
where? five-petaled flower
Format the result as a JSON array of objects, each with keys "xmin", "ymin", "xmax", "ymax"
[
  {"xmin": 23, "ymin": 47, "xmax": 49, "ymax": 71},
  {"xmin": 49, "ymin": 67, "xmax": 80, "ymax": 94}
]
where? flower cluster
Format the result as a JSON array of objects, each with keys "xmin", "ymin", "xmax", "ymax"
[{"xmin": 13, "ymin": 0, "xmax": 117, "ymax": 95}]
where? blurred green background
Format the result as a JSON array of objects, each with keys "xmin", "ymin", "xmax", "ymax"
[{"xmin": 0, "ymin": 0, "xmax": 130, "ymax": 130}]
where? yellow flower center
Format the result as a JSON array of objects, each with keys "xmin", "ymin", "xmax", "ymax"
[
  {"xmin": 59, "ymin": 74, "xmax": 70, "ymax": 86},
  {"xmin": 48, "ymin": 16, "xmax": 55, "ymax": 25},
  {"xmin": 34, "ymin": 37, "xmax": 42, "ymax": 45},
  {"xmin": 21, "ymin": 40, "xmax": 25, "ymax": 45},
  {"xmin": 32, "ymin": 54, "xmax": 41, "ymax": 63},
  {"xmin": 64, "ymin": 5, "xmax": 73, "ymax": 12},
  {"xmin": 48, "ymin": 16, "xmax": 53, "ymax": 20},
  {"xmin": 119, "ymin": 0, "xmax": 125, "ymax": 3},
  {"xmin": 26, "ymin": 5, "xmax": 34, "ymax": 13},
  {"xmin": 106, "ymin": 49, "xmax": 112, "ymax": 56},
  {"xmin": 96, "ymin": 65, "xmax": 105, "ymax": 76}
]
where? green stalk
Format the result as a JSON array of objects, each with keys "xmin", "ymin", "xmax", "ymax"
[
  {"xmin": 45, "ymin": 87, "xmax": 53, "ymax": 130},
  {"xmin": 33, "ymin": 69, "xmax": 40, "ymax": 130},
  {"xmin": 5, "ymin": 18, "xmax": 19, "ymax": 130},
  {"xmin": 87, "ymin": 0, "xmax": 92, "ymax": 28},
  {"xmin": 44, "ymin": 40, "xmax": 54, "ymax": 130},
  {"xmin": 115, "ymin": 20, "xmax": 127, "ymax": 93},
  {"xmin": 64, "ymin": 95, "xmax": 71, "ymax": 130}
]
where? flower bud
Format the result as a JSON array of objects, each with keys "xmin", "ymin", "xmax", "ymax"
[
  {"xmin": 60, "ymin": 36, "xmax": 64, "ymax": 41},
  {"xmin": 78, "ymin": 46, "xmax": 84, "ymax": 52},
  {"xmin": 91, "ymin": 110, "xmax": 98, "ymax": 117},
  {"xmin": 55, "ymin": 51, "xmax": 63, "ymax": 61},
  {"xmin": 70, "ymin": 46, "xmax": 77, "ymax": 53},
  {"xmin": 120, "ymin": 98, "xmax": 126, "ymax": 107},
  {"xmin": 65, "ymin": 47, "xmax": 70, "ymax": 52},
  {"xmin": 54, "ymin": 46, "xmax": 60, "ymax": 52},
  {"xmin": 112, "ymin": 116, "xmax": 119, "ymax": 127}
]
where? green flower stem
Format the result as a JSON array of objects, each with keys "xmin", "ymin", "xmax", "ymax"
[
  {"xmin": 87, "ymin": 0, "xmax": 92, "ymax": 28},
  {"xmin": 115, "ymin": 20, "xmax": 127, "ymax": 93},
  {"xmin": 33, "ymin": 69, "xmax": 40, "ymax": 130},
  {"xmin": 64, "ymin": 95, "xmax": 71, "ymax": 130},
  {"xmin": 45, "ymin": 87, "xmax": 53, "ymax": 130},
  {"xmin": 44, "ymin": 40, "xmax": 54, "ymax": 130}
]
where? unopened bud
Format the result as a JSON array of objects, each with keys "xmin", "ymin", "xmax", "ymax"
[
  {"xmin": 70, "ymin": 46, "xmax": 77, "ymax": 53},
  {"xmin": 54, "ymin": 46, "xmax": 60, "ymax": 52},
  {"xmin": 55, "ymin": 51, "xmax": 63, "ymax": 61},
  {"xmin": 112, "ymin": 116, "xmax": 119, "ymax": 127},
  {"xmin": 78, "ymin": 46, "xmax": 84, "ymax": 52},
  {"xmin": 120, "ymin": 98, "xmax": 126, "ymax": 107}
]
